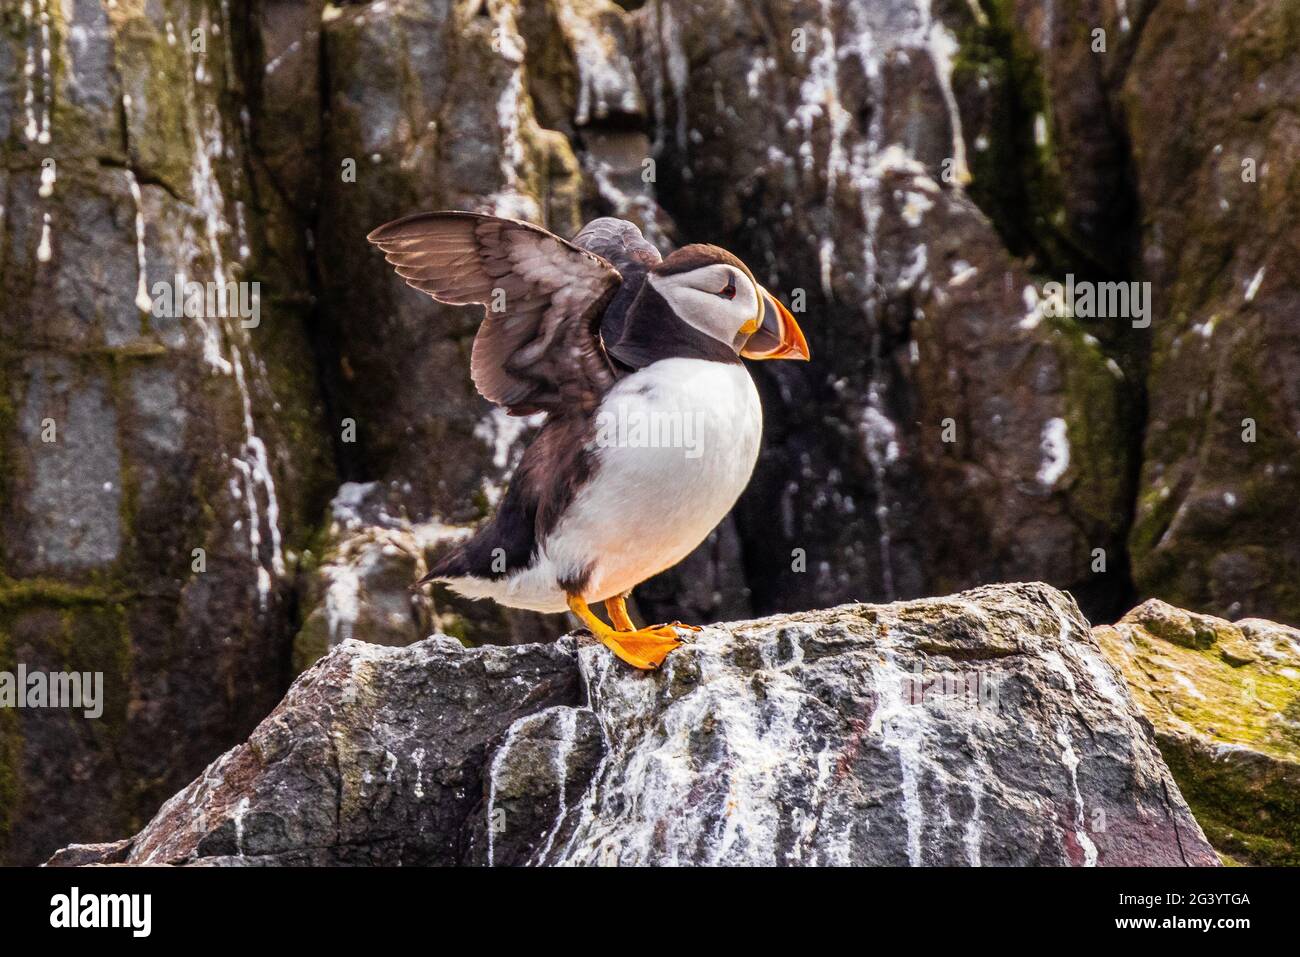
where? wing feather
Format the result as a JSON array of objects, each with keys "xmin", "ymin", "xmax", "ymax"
[{"xmin": 367, "ymin": 211, "xmax": 622, "ymax": 415}]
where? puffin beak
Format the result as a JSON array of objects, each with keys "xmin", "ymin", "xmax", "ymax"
[{"xmin": 741, "ymin": 288, "xmax": 810, "ymax": 361}]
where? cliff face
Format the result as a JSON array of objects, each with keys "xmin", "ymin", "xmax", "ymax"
[
  {"xmin": 2, "ymin": 0, "xmax": 1297, "ymax": 863},
  {"xmin": 47, "ymin": 583, "xmax": 1218, "ymax": 867},
  {"xmin": 0, "ymin": 0, "xmax": 335, "ymax": 864},
  {"xmin": 991, "ymin": 0, "xmax": 1300, "ymax": 641}
]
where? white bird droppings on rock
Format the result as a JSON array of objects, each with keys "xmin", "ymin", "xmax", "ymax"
[{"xmin": 1037, "ymin": 417, "xmax": 1070, "ymax": 486}]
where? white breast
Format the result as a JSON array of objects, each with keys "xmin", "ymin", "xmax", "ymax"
[{"xmin": 479, "ymin": 358, "xmax": 762, "ymax": 612}]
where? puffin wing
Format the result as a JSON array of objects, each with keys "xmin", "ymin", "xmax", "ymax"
[{"xmin": 367, "ymin": 211, "xmax": 623, "ymax": 415}]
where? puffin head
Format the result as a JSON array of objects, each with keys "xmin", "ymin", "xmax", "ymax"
[{"xmin": 648, "ymin": 245, "xmax": 810, "ymax": 361}]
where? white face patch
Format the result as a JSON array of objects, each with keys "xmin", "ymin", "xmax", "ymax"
[{"xmin": 647, "ymin": 264, "xmax": 761, "ymax": 346}]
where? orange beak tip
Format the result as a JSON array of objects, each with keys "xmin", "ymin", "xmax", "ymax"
[
  {"xmin": 742, "ymin": 289, "xmax": 811, "ymax": 361},
  {"xmin": 787, "ymin": 320, "xmax": 811, "ymax": 361},
  {"xmin": 772, "ymin": 295, "xmax": 810, "ymax": 361}
]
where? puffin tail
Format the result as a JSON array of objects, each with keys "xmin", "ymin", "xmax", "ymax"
[
  {"xmin": 416, "ymin": 547, "xmax": 469, "ymax": 588},
  {"xmin": 414, "ymin": 480, "xmax": 539, "ymax": 590}
]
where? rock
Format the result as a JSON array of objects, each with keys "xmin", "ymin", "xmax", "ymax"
[
  {"xmin": 292, "ymin": 482, "xmax": 442, "ymax": 673},
  {"xmin": 0, "ymin": 0, "xmax": 334, "ymax": 864},
  {"xmin": 1120, "ymin": 599, "xmax": 1240, "ymax": 652},
  {"xmin": 626, "ymin": 0, "xmax": 1137, "ymax": 623},
  {"xmin": 44, "ymin": 839, "xmax": 131, "ymax": 868},
  {"xmin": 50, "ymin": 584, "xmax": 1217, "ymax": 867},
  {"xmin": 1096, "ymin": 600, "xmax": 1300, "ymax": 865},
  {"xmin": 988, "ymin": 0, "xmax": 1300, "ymax": 625},
  {"xmin": 291, "ymin": 482, "xmax": 566, "ymax": 673}
]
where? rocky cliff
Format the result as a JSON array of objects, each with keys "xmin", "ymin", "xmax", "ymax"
[
  {"xmin": 3, "ymin": 0, "xmax": 1297, "ymax": 864},
  {"xmin": 1, "ymin": 0, "xmax": 336, "ymax": 866},
  {"xmin": 47, "ymin": 583, "xmax": 1219, "ymax": 867}
]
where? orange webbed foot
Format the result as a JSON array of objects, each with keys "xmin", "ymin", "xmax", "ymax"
[
  {"xmin": 575, "ymin": 595, "xmax": 693, "ymax": 670},
  {"xmin": 599, "ymin": 625, "xmax": 683, "ymax": 670}
]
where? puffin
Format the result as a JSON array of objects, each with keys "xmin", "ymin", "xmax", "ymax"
[{"xmin": 367, "ymin": 212, "xmax": 809, "ymax": 670}]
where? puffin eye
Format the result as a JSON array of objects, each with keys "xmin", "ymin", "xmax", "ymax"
[{"xmin": 718, "ymin": 275, "xmax": 737, "ymax": 300}]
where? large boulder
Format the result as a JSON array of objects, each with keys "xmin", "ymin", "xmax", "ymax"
[
  {"xmin": 48, "ymin": 584, "xmax": 1217, "ymax": 867},
  {"xmin": 1096, "ymin": 600, "xmax": 1300, "ymax": 865}
]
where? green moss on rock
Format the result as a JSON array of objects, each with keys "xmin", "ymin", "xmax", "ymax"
[
  {"xmin": 0, "ymin": 575, "xmax": 125, "ymax": 612},
  {"xmin": 1097, "ymin": 603, "xmax": 1300, "ymax": 864},
  {"xmin": 0, "ymin": 634, "xmax": 21, "ymax": 859},
  {"xmin": 1048, "ymin": 317, "xmax": 1134, "ymax": 529},
  {"xmin": 291, "ymin": 613, "xmax": 332, "ymax": 677},
  {"xmin": 951, "ymin": 0, "xmax": 1073, "ymax": 271}
]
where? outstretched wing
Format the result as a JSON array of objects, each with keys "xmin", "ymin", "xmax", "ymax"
[{"xmin": 367, "ymin": 211, "xmax": 623, "ymax": 415}]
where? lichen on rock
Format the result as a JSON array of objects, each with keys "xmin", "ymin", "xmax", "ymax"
[{"xmin": 1096, "ymin": 599, "xmax": 1300, "ymax": 864}]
